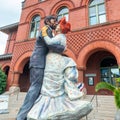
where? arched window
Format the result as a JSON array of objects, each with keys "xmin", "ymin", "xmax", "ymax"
[
  {"xmin": 89, "ymin": 0, "xmax": 106, "ymax": 25},
  {"xmin": 57, "ymin": 7, "xmax": 69, "ymax": 21},
  {"xmin": 29, "ymin": 15, "xmax": 40, "ymax": 38}
]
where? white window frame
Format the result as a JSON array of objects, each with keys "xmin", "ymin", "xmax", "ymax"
[{"xmin": 89, "ymin": 0, "xmax": 106, "ymax": 25}]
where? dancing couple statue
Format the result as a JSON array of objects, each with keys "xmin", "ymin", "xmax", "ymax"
[{"xmin": 16, "ymin": 15, "xmax": 93, "ymax": 120}]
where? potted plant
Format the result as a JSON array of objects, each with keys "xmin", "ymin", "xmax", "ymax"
[{"xmin": 95, "ymin": 78, "xmax": 120, "ymax": 120}]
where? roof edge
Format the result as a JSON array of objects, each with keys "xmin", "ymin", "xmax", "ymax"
[{"xmin": 0, "ymin": 53, "xmax": 12, "ymax": 60}]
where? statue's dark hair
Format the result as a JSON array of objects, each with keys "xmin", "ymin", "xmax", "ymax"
[{"xmin": 44, "ymin": 15, "xmax": 58, "ymax": 25}]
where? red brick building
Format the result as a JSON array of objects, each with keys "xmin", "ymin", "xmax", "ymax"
[{"xmin": 0, "ymin": 0, "xmax": 120, "ymax": 94}]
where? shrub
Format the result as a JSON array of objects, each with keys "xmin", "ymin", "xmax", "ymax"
[{"xmin": 0, "ymin": 68, "xmax": 7, "ymax": 94}]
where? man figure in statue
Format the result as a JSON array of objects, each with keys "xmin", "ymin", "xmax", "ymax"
[{"xmin": 16, "ymin": 15, "xmax": 65, "ymax": 120}]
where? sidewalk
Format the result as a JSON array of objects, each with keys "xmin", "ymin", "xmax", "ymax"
[{"xmin": 0, "ymin": 92, "xmax": 26, "ymax": 120}]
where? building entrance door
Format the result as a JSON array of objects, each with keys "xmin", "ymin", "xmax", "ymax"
[
  {"xmin": 100, "ymin": 57, "xmax": 120, "ymax": 86},
  {"xmin": 84, "ymin": 51, "xmax": 118, "ymax": 95}
]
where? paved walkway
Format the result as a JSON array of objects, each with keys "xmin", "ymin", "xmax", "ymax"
[{"xmin": 0, "ymin": 92, "xmax": 116, "ymax": 120}]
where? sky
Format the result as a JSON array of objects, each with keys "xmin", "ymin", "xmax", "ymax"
[{"xmin": 0, "ymin": 0, "xmax": 24, "ymax": 55}]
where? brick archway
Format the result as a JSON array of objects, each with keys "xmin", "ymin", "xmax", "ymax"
[
  {"xmin": 14, "ymin": 51, "xmax": 31, "ymax": 73},
  {"xmin": 25, "ymin": 8, "xmax": 46, "ymax": 22},
  {"xmin": 50, "ymin": 0, "xmax": 75, "ymax": 15},
  {"xmin": 1, "ymin": 63, "xmax": 11, "ymax": 90},
  {"xmin": 77, "ymin": 41, "xmax": 120, "ymax": 69},
  {"xmin": 80, "ymin": 0, "xmax": 108, "ymax": 7},
  {"xmin": 80, "ymin": 0, "xmax": 90, "ymax": 6},
  {"xmin": 1, "ymin": 62, "xmax": 10, "ymax": 70},
  {"xmin": 10, "ymin": 52, "xmax": 31, "ymax": 87}
]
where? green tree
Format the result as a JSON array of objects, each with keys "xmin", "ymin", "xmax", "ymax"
[{"xmin": 0, "ymin": 68, "xmax": 7, "ymax": 94}]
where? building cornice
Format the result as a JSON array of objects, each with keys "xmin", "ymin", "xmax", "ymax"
[
  {"xmin": 0, "ymin": 22, "xmax": 19, "ymax": 34},
  {"xmin": 0, "ymin": 53, "xmax": 12, "ymax": 60}
]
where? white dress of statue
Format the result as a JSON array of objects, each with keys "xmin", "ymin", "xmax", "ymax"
[{"xmin": 27, "ymin": 32, "xmax": 93, "ymax": 120}]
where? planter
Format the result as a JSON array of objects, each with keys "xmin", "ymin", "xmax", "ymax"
[{"xmin": 115, "ymin": 109, "xmax": 120, "ymax": 120}]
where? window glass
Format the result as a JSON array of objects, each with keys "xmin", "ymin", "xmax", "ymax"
[
  {"xmin": 111, "ymin": 68, "xmax": 120, "ymax": 77},
  {"xmin": 36, "ymin": 21, "xmax": 40, "ymax": 37},
  {"xmin": 100, "ymin": 57, "xmax": 118, "ymax": 85},
  {"xmin": 89, "ymin": 7, "xmax": 96, "ymax": 17},
  {"xmin": 90, "ymin": 16, "xmax": 97, "ymax": 25},
  {"xmin": 89, "ymin": 0, "xmax": 106, "ymax": 25},
  {"xmin": 29, "ymin": 15, "xmax": 40, "ymax": 38},
  {"xmin": 111, "ymin": 68, "xmax": 120, "ymax": 85},
  {"xmin": 98, "ymin": 4, "xmax": 106, "ymax": 14},
  {"xmin": 99, "ymin": 14, "xmax": 106, "ymax": 23},
  {"xmin": 101, "ymin": 67, "xmax": 119, "ymax": 85},
  {"xmin": 30, "ymin": 23, "xmax": 35, "ymax": 38},
  {"xmin": 57, "ymin": 7, "xmax": 69, "ymax": 21}
]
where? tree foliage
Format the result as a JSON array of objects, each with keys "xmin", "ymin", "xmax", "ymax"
[
  {"xmin": 95, "ymin": 80, "xmax": 120, "ymax": 109},
  {"xmin": 0, "ymin": 68, "xmax": 7, "ymax": 94}
]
